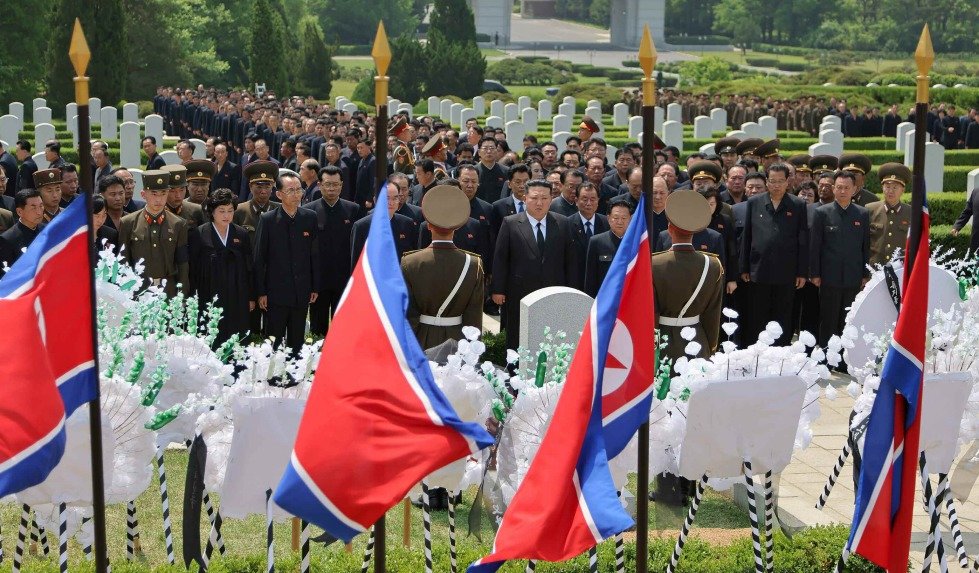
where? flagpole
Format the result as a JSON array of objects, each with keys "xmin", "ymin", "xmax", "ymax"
[
  {"xmin": 371, "ymin": 21, "xmax": 392, "ymax": 573},
  {"xmin": 906, "ymin": 25, "xmax": 933, "ymax": 278},
  {"xmin": 69, "ymin": 19, "xmax": 109, "ymax": 573},
  {"xmin": 636, "ymin": 25, "xmax": 657, "ymax": 573}
]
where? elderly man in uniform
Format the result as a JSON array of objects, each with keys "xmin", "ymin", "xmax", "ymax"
[
  {"xmin": 389, "ymin": 115, "xmax": 416, "ymax": 176},
  {"xmin": 402, "ymin": 184, "xmax": 484, "ymax": 349},
  {"xmin": 838, "ymin": 153, "xmax": 878, "ymax": 207},
  {"xmin": 866, "ymin": 163, "xmax": 911, "ymax": 265},
  {"xmin": 234, "ymin": 160, "xmax": 279, "ymax": 245},
  {"xmin": 161, "ymin": 164, "xmax": 206, "ymax": 227},
  {"xmin": 735, "ymin": 138, "xmax": 763, "ymax": 163},
  {"xmin": 184, "ymin": 159, "xmax": 216, "ymax": 205},
  {"xmin": 118, "ymin": 170, "xmax": 191, "ymax": 297},
  {"xmin": 578, "ymin": 116, "xmax": 601, "ymax": 143},
  {"xmin": 787, "ymin": 154, "xmax": 813, "ymax": 189}
]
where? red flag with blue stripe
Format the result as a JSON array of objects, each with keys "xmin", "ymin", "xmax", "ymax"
[
  {"xmin": 0, "ymin": 197, "xmax": 98, "ymax": 417},
  {"xmin": 274, "ymin": 184, "xmax": 494, "ymax": 543},
  {"xmin": 845, "ymin": 194, "xmax": 929, "ymax": 571},
  {"xmin": 467, "ymin": 196, "xmax": 653, "ymax": 572}
]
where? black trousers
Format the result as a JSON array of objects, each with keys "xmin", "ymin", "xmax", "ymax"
[
  {"xmin": 817, "ymin": 284, "xmax": 861, "ymax": 348},
  {"xmin": 266, "ymin": 303, "xmax": 309, "ymax": 355},
  {"xmin": 309, "ymin": 287, "xmax": 343, "ymax": 337},
  {"xmin": 750, "ymin": 282, "xmax": 796, "ymax": 345},
  {"xmin": 248, "ymin": 308, "xmax": 264, "ymax": 341},
  {"xmin": 733, "ymin": 279, "xmax": 754, "ymax": 345},
  {"xmin": 793, "ymin": 282, "xmax": 820, "ymax": 339}
]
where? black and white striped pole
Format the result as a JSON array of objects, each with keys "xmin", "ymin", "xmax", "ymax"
[
  {"xmin": 300, "ymin": 520, "xmax": 310, "ymax": 573},
  {"xmin": 13, "ymin": 506, "xmax": 29, "ymax": 573},
  {"xmin": 39, "ymin": 525, "xmax": 50, "ymax": 557},
  {"xmin": 83, "ymin": 517, "xmax": 93, "ymax": 560},
  {"xmin": 763, "ymin": 470, "xmax": 775, "ymax": 573},
  {"xmin": 816, "ymin": 440, "xmax": 851, "ymax": 509},
  {"xmin": 29, "ymin": 512, "xmax": 39, "ymax": 556},
  {"xmin": 743, "ymin": 460, "xmax": 764, "ymax": 573},
  {"xmin": 58, "ymin": 503, "xmax": 68, "ymax": 573},
  {"xmin": 448, "ymin": 491, "xmax": 458, "ymax": 573},
  {"xmin": 588, "ymin": 546, "xmax": 598, "ymax": 573},
  {"xmin": 265, "ymin": 489, "xmax": 275, "ymax": 573},
  {"xmin": 125, "ymin": 500, "xmax": 140, "ymax": 559},
  {"xmin": 204, "ymin": 492, "xmax": 224, "ymax": 554},
  {"xmin": 422, "ymin": 482, "xmax": 433, "ymax": 573},
  {"xmin": 940, "ymin": 474, "xmax": 969, "ymax": 568},
  {"xmin": 665, "ymin": 475, "xmax": 707, "ymax": 573},
  {"xmin": 920, "ymin": 457, "xmax": 949, "ymax": 573},
  {"xmin": 525, "ymin": 560, "xmax": 536, "ymax": 572},
  {"xmin": 360, "ymin": 527, "xmax": 375, "ymax": 573},
  {"xmin": 156, "ymin": 446, "xmax": 175, "ymax": 564}
]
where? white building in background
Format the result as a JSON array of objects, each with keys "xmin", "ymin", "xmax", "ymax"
[
  {"xmin": 610, "ymin": 0, "xmax": 666, "ymax": 47},
  {"xmin": 468, "ymin": 0, "xmax": 511, "ymax": 46}
]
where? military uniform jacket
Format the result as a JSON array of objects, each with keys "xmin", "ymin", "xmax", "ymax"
[
  {"xmin": 401, "ymin": 243, "xmax": 484, "ymax": 349},
  {"xmin": 583, "ymin": 231, "xmax": 621, "ymax": 297},
  {"xmin": 233, "ymin": 199, "xmax": 278, "ymax": 245},
  {"xmin": 652, "ymin": 245, "xmax": 723, "ymax": 361},
  {"xmin": 418, "ymin": 218, "xmax": 492, "ymax": 273},
  {"xmin": 739, "ymin": 192, "xmax": 809, "ymax": 284},
  {"xmin": 306, "ymin": 197, "xmax": 365, "ymax": 292},
  {"xmin": 809, "ymin": 202, "xmax": 871, "ymax": 288},
  {"xmin": 169, "ymin": 200, "xmax": 207, "ymax": 227},
  {"xmin": 853, "ymin": 188, "xmax": 878, "ymax": 207},
  {"xmin": 866, "ymin": 200, "xmax": 910, "ymax": 265},
  {"xmin": 253, "ymin": 207, "xmax": 320, "ymax": 307},
  {"xmin": 118, "ymin": 209, "xmax": 190, "ymax": 296}
]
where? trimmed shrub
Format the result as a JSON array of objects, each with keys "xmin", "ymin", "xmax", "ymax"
[
  {"xmin": 334, "ymin": 45, "xmax": 371, "ymax": 56},
  {"xmin": 665, "ymin": 34, "xmax": 732, "ymax": 45},
  {"xmin": 607, "ymin": 69, "xmax": 644, "ymax": 81},
  {"xmin": 776, "ymin": 62, "xmax": 810, "ymax": 72},
  {"xmin": 933, "ymin": 225, "xmax": 973, "ymax": 259},
  {"xmin": 622, "ymin": 60, "xmax": 641, "ymax": 68},
  {"xmin": 745, "ymin": 57, "xmax": 779, "ymax": 68}
]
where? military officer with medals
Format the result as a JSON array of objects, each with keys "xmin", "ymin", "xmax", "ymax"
[
  {"xmin": 838, "ymin": 153, "xmax": 878, "ymax": 207},
  {"xmin": 233, "ymin": 160, "xmax": 279, "ymax": 245},
  {"xmin": 118, "ymin": 170, "xmax": 190, "ymax": 297},
  {"xmin": 184, "ymin": 159, "xmax": 217, "ymax": 205},
  {"xmin": 401, "ymin": 184, "xmax": 484, "ymax": 349},
  {"xmin": 389, "ymin": 115, "xmax": 415, "ymax": 176},
  {"xmin": 161, "ymin": 164, "xmax": 206, "ymax": 227},
  {"xmin": 865, "ymin": 163, "xmax": 911, "ymax": 265}
]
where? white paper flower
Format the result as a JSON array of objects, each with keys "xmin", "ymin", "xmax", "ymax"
[
  {"xmin": 721, "ymin": 341, "xmax": 737, "ymax": 353},
  {"xmin": 506, "ymin": 349, "xmax": 519, "ymax": 364},
  {"xmin": 722, "ymin": 307, "xmax": 739, "ymax": 319},
  {"xmin": 824, "ymin": 385, "xmax": 838, "ymax": 401},
  {"xmin": 721, "ymin": 322, "xmax": 738, "ymax": 337},
  {"xmin": 462, "ymin": 326, "xmax": 480, "ymax": 341},
  {"xmin": 681, "ymin": 327, "xmax": 697, "ymax": 341},
  {"xmin": 799, "ymin": 331, "xmax": 817, "ymax": 347},
  {"xmin": 684, "ymin": 341, "xmax": 702, "ymax": 356},
  {"xmin": 765, "ymin": 321, "xmax": 783, "ymax": 340}
]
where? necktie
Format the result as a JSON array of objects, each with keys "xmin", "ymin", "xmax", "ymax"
[
  {"xmin": 585, "ymin": 220, "xmax": 593, "ymax": 238},
  {"xmin": 517, "ymin": 201, "xmax": 525, "ymax": 213},
  {"xmin": 536, "ymin": 222, "xmax": 545, "ymax": 252}
]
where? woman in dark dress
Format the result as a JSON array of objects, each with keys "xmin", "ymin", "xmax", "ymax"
[
  {"xmin": 188, "ymin": 188, "xmax": 254, "ymax": 345},
  {"xmin": 93, "ymin": 194, "xmax": 119, "ymax": 253}
]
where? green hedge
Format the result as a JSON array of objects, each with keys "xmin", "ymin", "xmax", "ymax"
[
  {"xmin": 745, "ymin": 57, "xmax": 779, "ymax": 68},
  {"xmin": 776, "ymin": 62, "xmax": 810, "ymax": 72},
  {"xmin": 607, "ymin": 70, "xmax": 644, "ymax": 81},
  {"xmin": 665, "ymin": 34, "xmax": 732, "ymax": 45},
  {"xmin": 687, "ymin": 81, "xmax": 979, "ymax": 109},
  {"xmin": 933, "ymin": 224, "xmax": 973, "ymax": 259}
]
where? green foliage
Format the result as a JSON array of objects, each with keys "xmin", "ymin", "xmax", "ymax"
[
  {"xmin": 775, "ymin": 62, "xmax": 810, "ymax": 72},
  {"xmin": 712, "ymin": 0, "xmax": 760, "ymax": 52},
  {"xmin": 425, "ymin": 34, "xmax": 486, "ymax": 99},
  {"xmin": 664, "ymin": 34, "xmax": 733, "ymax": 45},
  {"xmin": 745, "ymin": 57, "xmax": 779, "ymax": 68},
  {"xmin": 588, "ymin": 0, "xmax": 610, "ymax": 25},
  {"xmin": 248, "ymin": 0, "xmax": 289, "ymax": 94},
  {"xmin": 0, "ymin": 0, "xmax": 53, "ymax": 104},
  {"xmin": 679, "ymin": 57, "xmax": 734, "ymax": 85},
  {"xmin": 481, "ymin": 330, "xmax": 508, "ymax": 366},
  {"xmin": 298, "ymin": 17, "xmax": 335, "ymax": 98},
  {"xmin": 351, "ymin": 35, "xmax": 426, "ymax": 107},
  {"xmin": 313, "ymin": 0, "xmax": 417, "ymax": 46},
  {"xmin": 486, "ymin": 60, "xmax": 573, "ymax": 86},
  {"xmin": 429, "ymin": 0, "xmax": 477, "ymax": 44}
]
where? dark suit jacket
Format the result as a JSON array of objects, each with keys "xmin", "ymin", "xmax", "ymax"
[
  {"xmin": 549, "ymin": 196, "xmax": 578, "ymax": 217},
  {"xmin": 211, "ymin": 161, "xmax": 240, "ymax": 193},
  {"xmin": 146, "ymin": 153, "xmax": 166, "ymax": 170},
  {"xmin": 810, "ymin": 202, "xmax": 870, "ymax": 287},
  {"xmin": 350, "ymin": 212, "xmax": 417, "ymax": 266},
  {"xmin": 0, "ymin": 151, "xmax": 17, "ymax": 196},
  {"xmin": 0, "ymin": 221, "xmax": 42, "ymax": 275},
  {"xmin": 354, "ymin": 155, "xmax": 376, "ymax": 208},
  {"xmin": 490, "ymin": 196, "xmax": 519, "ymax": 238},
  {"xmin": 16, "ymin": 158, "xmax": 37, "ymax": 192},
  {"xmin": 253, "ymin": 207, "xmax": 320, "ymax": 307},
  {"xmin": 397, "ymin": 202, "xmax": 424, "ymax": 226},
  {"xmin": 739, "ymin": 192, "xmax": 809, "ymax": 284},
  {"xmin": 567, "ymin": 213, "xmax": 609, "ymax": 289},
  {"xmin": 583, "ymin": 231, "xmax": 621, "ymax": 297},
  {"xmin": 306, "ymin": 197, "xmax": 364, "ymax": 292},
  {"xmin": 953, "ymin": 187, "xmax": 979, "ymax": 252}
]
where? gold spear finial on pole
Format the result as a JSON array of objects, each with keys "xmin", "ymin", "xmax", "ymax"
[
  {"xmin": 639, "ymin": 25, "xmax": 658, "ymax": 107},
  {"xmin": 372, "ymin": 21, "xmax": 392, "ymax": 107},
  {"xmin": 69, "ymin": 18, "xmax": 91, "ymax": 103},
  {"xmin": 914, "ymin": 24, "xmax": 934, "ymax": 104}
]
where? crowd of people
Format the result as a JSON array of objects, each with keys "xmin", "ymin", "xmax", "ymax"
[{"xmin": 0, "ymin": 85, "xmax": 972, "ymax": 362}]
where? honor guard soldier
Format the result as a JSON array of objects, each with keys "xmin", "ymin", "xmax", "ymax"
[
  {"xmin": 401, "ymin": 185, "xmax": 484, "ymax": 349},
  {"xmin": 734, "ymin": 138, "xmax": 764, "ymax": 163},
  {"xmin": 161, "ymin": 164, "xmax": 206, "ymax": 227},
  {"xmin": 754, "ymin": 138, "xmax": 781, "ymax": 170},
  {"xmin": 578, "ymin": 116, "xmax": 601, "ymax": 142},
  {"xmin": 866, "ymin": 163, "xmax": 911, "ymax": 265},
  {"xmin": 421, "ymin": 135, "xmax": 450, "ymax": 167},
  {"xmin": 838, "ymin": 153, "xmax": 878, "ymax": 206},
  {"xmin": 118, "ymin": 169, "xmax": 191, "ymax": 297},
  {"xmin": 35, "ymin": 168, "xmax": 63, "ymax": 222},
  {"xmin": 234, "ymin": 160, "xmax": 279, "ymax": 245},
  {"xmin": 714, "ymin": 137, "xmax": 740, "ymax": 170},
  {"xmin": 184, "ymin": 159, "xmax": 217, "ymax": 205},
  {"xmin": 389, "ymin": 115, "xmax": 415, "ymax": 176}
]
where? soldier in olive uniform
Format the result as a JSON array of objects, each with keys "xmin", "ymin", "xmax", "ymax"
[
  {"xmin": 184, "ymin": 159, "xmax": 217, "ymax": 205},
  {"xmin": 734, "ymin": 138, "xmax": 763, "ymax": 164},
  {"xmin": 715, "ymin": 137, "xmax": 740, "ymax": 171},
  {"xmin": 809, "ymin": 170, "xmax": 870, "ymax": 348},
  {"xmin": 401, "ymin": 185, "xmax": 484, "ymax": 349},
  {"xmin": 389, "ymin": 115, "xmax": 415, "ymax": 176},
  {"xmin": 117, "ymin": 170, "xmax": 190, "ymax": 297},
  {"xmin": 161, "ymin": 164, "xmax": 206, "ymax": 227},
  {"xmin": 866, "ymin": 163, "xmax": 911, "ymax": 265},
  {"xmin": 838, "ymin": 153, "xmax": 878, "ymax": 207},
  {"xmin": 234, "ymin": 160, "xmax": 280, "ymax": 245},
  {"xmin": 754, "ymin": 138, "xmax": 781, "ymax": 171},
  {"xmin": 787, "ymin": 154, "xmax": 813, "ymax": 186}
]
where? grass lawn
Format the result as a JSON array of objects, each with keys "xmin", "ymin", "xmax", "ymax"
[
  {"xmin": 330, "ymin": 79, "xmax": 359, "ymax": 100},
  {"xmin": 0, "ymin": 450, "xmax": 754, "ymax": 571}
]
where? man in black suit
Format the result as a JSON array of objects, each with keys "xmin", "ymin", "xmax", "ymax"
[
  {"xmin": 391, "ymin": 174, "xmax": 423, "ymax": 225},
  {"xmin": 350, "ymin": 181, "xmax": 418, "ymax": 264},
  {"xmin": 475, "ymin": 136, "xmax": 508, "ymax": 202},
  {"xmin": 142, "ymin": 136, "xmax": 166, "ymax": 170},
  {"xmin": 211, "ymin": 142, "xmax": 240, "ymax": 192},
  {"xmin": 491, "ymin": 179, "xmax": 578, "ymax": 350},
  {"xmin": 566, "ymin": 182, "xmax": 609, "ymax": 290},
  {"xmin": 457, "ymin": 164, "xmax": 495, "ymax": 275},
  {"xmin": 584, "ymin": 198, "xmax": 632, "ymax": 296},
  {"xmin": 353, "ymin": 140, "xmax": 376, "ymax": 210},
  {"xmin": 600, "ymin": 149, "xmax": 636, "ymax": 211},
  {"xmin": 306, "ymin": 165, "xmax": 365, "ymax": 336},
  {"xmin": 0, "ymin": 141, "xmax": 18, "ymax": 196},
  {"xmin": 490, "ymin": 163, "xmax": 530, "ymax": 238},
  {"xmin": 253, "ymin": 172, "xmax": 320, "ymax": 355},
  {"xmin": 14, "ymin": 140, "xmax": 37, "ymax": 193},
  {"xmin": 409, "ymin": 159, "xmax": 439, "ymax": 205},
  {"xmin": 550, "ymin": 169, "xmax": 581, "ymax": 217},
  {"xmin": 0, "ymin": 189, "xmax": 45, "ymax": 276}
]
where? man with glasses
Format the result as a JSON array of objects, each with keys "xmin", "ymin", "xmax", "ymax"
[
  {"xmin": 491, "ymin": 178, "xmax": 577, "ymax": 350},
  {"xmin": 584, "ymin": 198, "xmax": 632, "ymax": 296},
  {"xmin": 391, "ymin": 173, "xmax": 423, "ymax": 225},
  {"xmin": 254, "ymin": 172, "xmax": 319, "ymax": 356},
  {"xmin": 108, "ymin": 167, "xmax": 144, "ymax": 213},
  {"xmin": 567, "ymin": 182, "xmax": 609, "ymax": 290},
  {"xmin": 476, "ymin": 137, "xmax": 507, "ymax": 202}
]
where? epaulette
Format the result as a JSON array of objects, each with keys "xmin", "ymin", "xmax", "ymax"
[
  {"xmin": 401, "ymin": 249, "xmax": 421, "ymax": 258},
  {"xmin": 459, "ymin": 249, "xmax": 482, "ymax": 259}
]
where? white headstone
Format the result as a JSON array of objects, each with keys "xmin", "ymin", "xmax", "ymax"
[
  {"xmin": 33, "ymin": 107, "xmax": 52, "ymax": 125},
  {"xmin": 88, "ymin": 98, "xmax": 102, "ymax": 125},
  {"xmin": 521, "ymin": 108, "xmax": 538, "ymax": 134},
  {"xmin": 819, "ymin": 130, "xmax": 844, "ymax": 156},
  {"xmin": 662, "ymin": 120, "xmax": 683, "ymax": 150},
  {"xmin": 654, "ymin": 107, "xmax": 664, "ymax": 134},
  {"xmin": 563, "ymin": 96, "xmax": 576, "ymax": 107},
  {"xmin": 552, "ymin": 131, "xmax": 572, "ymax": 154},
  {"xmin": 586, "ymin": 99, "xmax": 601, "ymax": 110},
  {"xmin": 341, "ymin": 102, "xmax": 357, "ymax": 115},
  {"xmin": 490, "ymin": 99, "xmax": 504, "ymax": 119},
  {"xmin": 190, "ymin": 138, "xmax": 207, "ymax": 159},
  {"xmin": 741, "ymin": 121, "xmax": 762, "ymax": 138},
  {"xmin": 584, "ymin": 105, "xmax": 602, "ymax": 123},
  {"xmin": 0, "ymin": 116, "xmax": 18, "ymax": 150},
  {"xmin": 335, "ymin": 97, "xmax": 350, "ymax": 111},
  {"xmin": 388, "ymin": 98, "xmax": 401, "ymax": 112},
  {"xmin": 450, "ymin": 103, "xmax": 465, "ymax": 128},
  {"xmin": 605, "ymin": 144, "xmax": 618, "ymax": 164},
  {"xmin": 519, "ymin": 287, "xmax": 593, "ymax": 371},
  {"xmin": 100, "ymin": 106, "xmax": 118, "ymax": 140},
  {"xmin": 558, "ymin": 102, "xmax": 575, "ymax": 119},
  {"xmin": 613, "ymin": 103, "xmax": 629, "ymax": 127},
  {"xmin": 818, "ymin": 121, "xmax": 837, "ymax": 134},
  {"xmin": 538, "ymin": 99, "xmax": 552, "ymax": 121},
  {"xmin": 693, "ymin": 116, "xmax": 712, "ymax": 139},
  {"xmin": 66, "ymin": 103, "xmax": 78, "ymax": 125},
  {"xmin": 144, "ymin": 114, "xmax": 164, "ymax": 145},
  {"xmin": 335, "ymin": 96, "xmax": 346, "ymax": 108},
  {"xmin": 727, "ymin": 130, "xmax": 747, "ymax": 140},
  {"xmin": 440, "ymin": 99, "xmax": 453, "ymax": 121},
  {"xmin": 504, "ymin": 103, "xmax": 518, "ymax": 123},
  {"xmin": 459, "ymin": 108, "xmax": 475, "ymax": 127},
  {"xmin": 895, "ymin": 122, "xmax": 914, "ymax": 152},
  {"xmin": 119, "ymin": 122, "xmax": 141, "ymax": 168},
  {"xmin": 9, "ymin": 102, "xmax": 24, "ymax": 131},
  {"xmin": 505, "ymin": 120, "xmax": 526, "ymax": 154},
  {"xmin": 666, "ymin": 102, "xmax": 682, "ymax": 123},
  {"xmin": 32, "ymin": 152, "xmax": 47, "ymax": 169},
  {"xmin": 758, "ymin": 115, "xmax": 777, "ymax": 139},
  {"xmin": 822, "ymin": 115, "xmax": 842, "ymax": 131},
  {"xmin": 517, "ymin": 96, "xmax": 531, "ymax": 111},
  {"xmin": 32, "ymin": 98, "xmax": 46, "ymax": 114},
  {"xmin": 552, "ymin": 114, "xmax": 572, "ymax": 135},
  {"xmin": 968, "ymin": 168, "xmax": 979, "ymax": 195},
  {"xmin": 472, "ymin": 96, "xmax": 485, "ymax": 117},
  {"xmin": 34, "ymin": 123, "xmax": 55, "ymax": 149},
  {"xmin": 710, "ymin": 108, "xmax": 727, "ymax": 134},
  {"xmin": 628, "ymin": 116, "xmax": 643, "ymax": 139},
  {"xmin": 68, "ymin": 115, "xmax": 79, "ymax": 147},
  {"xmin": 427, "ymin": 96, "xmax": 440, "ymax": 116},
  {"xmin": 160, "ymin": 150, "xmax": 180, "ymax": 165},
  {"xmin": 398, "ymin": 103, "xmax": 414, "ymax": 118},
  {"xmin": 485, "ymin": 115, "xmax": 504, "ymax": 129},
  {"xmin": 122, "ymin": 102, "xmax": 139, "ymax": 123},
  {"xmin": 924, "ymin": 142, "xmax": 945, "ymax": 193},
  {"xmin": 699, "ymin": 143, "xmax": 716, "ymax": 155},
  {"xmin": 808, "ymin": 142, "xmax": 834, "ymax": 157}
]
